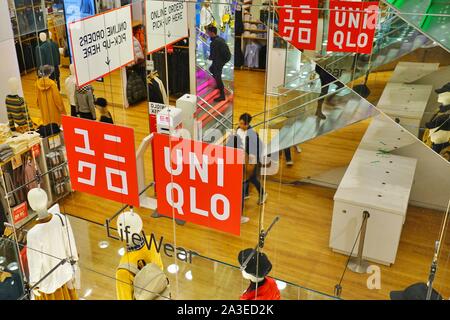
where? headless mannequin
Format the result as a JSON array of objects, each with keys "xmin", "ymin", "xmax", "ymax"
[
  {"xmin": 6, "ymin": 77, "xmax": 33, "ymax": 132},
  {"xmin": 65, "ymin": 64, "xmax": 77, "ymax": 117}
]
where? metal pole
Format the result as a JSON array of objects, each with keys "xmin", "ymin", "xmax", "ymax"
[{"xmin": 348, "ymin": 210, "xmax": 371, "ymax": 273}]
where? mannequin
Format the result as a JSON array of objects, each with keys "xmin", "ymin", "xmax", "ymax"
[
  {"xmin": 238, "ymin": 248, "xmax": 280, "ymax": 300},
  {"xmin": 5, "ymin": 77, "xmax": 33, "ymax": 132},
  {"xmin": 423, "ymin": 83, "xmax": 450, "ymax": 160},
  {"xmin": 116, "ymin": 210, "xmax": 164, "ymax": 300},
  {"xmin": 65, "ymin": 64, "xmax": 77, "ymax": 117},
  {"xmin": 75, "ymin": 84, "xmax": 96, "ymax": 120},
  {"xmin": 26, "ymin": 188, "xmax": 79, "ymax": 300},
  {"xmin": 35, "ymin": 32, "xmax": 61, "ymax": 90},
  {"xmin": 200, "ymin": 0, "xmax": 215, "ymax": 32},
  {"xmin": 35, "ymin": 65, "xmax": 67, "ymax": 126}
]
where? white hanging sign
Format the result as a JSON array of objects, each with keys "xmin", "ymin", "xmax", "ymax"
[
  {"xmin": 69, "ymin": 6, "xmax": 134, "ymax": 87},
  {"xmin": 145, "ymin": 0, "xmax": 188, "ymax": 53}
]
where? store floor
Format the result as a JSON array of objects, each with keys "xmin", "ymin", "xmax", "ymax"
[{"xmin": 20, "ymin": 67, "xmax": 450, "ymax": 300}]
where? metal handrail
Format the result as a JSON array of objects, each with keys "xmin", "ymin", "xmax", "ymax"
[
  {"xmin": 196, "ymin": 100, "xmax": 230, "ymax": 130},
  {"xmin": 197, "ymin": 95, "xmax": 232, "ymax": 124}
]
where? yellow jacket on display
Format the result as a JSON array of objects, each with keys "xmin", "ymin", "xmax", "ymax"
[
  {"xmin": 35, "ymin": 77, "xmax": 66, "ymax": 125},
  {"xmin": 115, "ymin": 237, "xmax": 164, "ymax": 300}
]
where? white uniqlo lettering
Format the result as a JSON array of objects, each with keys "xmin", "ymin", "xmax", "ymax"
[
  {"xmin": 298, "ymin": 28, "xmax": 311, "ymax": 43},
  {"xmin": 283, "ymin": 26, "xmax": 295, "ymax": 41},
  {"xmin": 282, "ymin": 6, "xmax": 295, "ymax": 41},
  {"xmin": 74, "ymin": 128, "xmax": 95, "ymax": 155},
  {"xmin": 103, "ymin": 134, "xmax": 128, "ymax": 195},
  {"xmin": 298, "ymin": 5, "xmax": 312, "ymax": 24},
  {"xmin": 78, "ymin": 161, "xmax": 96, "ymax": 186},
  {"xmin": 74, "ymin": 128, "xmax": 96, "ymax": 186}
]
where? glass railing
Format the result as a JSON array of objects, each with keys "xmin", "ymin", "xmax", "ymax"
[
  {"xmin": 384, "ymin": 0, "xmax": 450, "ymax": 51},
  {"xmin": 11, "ymin": 214, "xmax": 338, "ymax": 300}
]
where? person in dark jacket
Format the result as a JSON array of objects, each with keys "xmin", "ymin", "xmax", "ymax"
[
  {"xmin": 94, "ymin": 97, "xmax": 114, "ymax": 124},
  {"xmin": 206, "ymin": 25, "xmax": 231, "ymax": 102}
]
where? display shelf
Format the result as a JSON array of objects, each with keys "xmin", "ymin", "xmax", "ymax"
[
  {"xmin": 244, "ymin": 29, "xmax": 267, "ymax": 33},
  {"xmin": 13, "ymin": 210, "xmax": 37, "ymax": 230},
  {"xmin": 242, "ymin": 36, "xmax": 267, "ymax": 40},
  {"xmin": 0, "ymin": 141, "xmax": 41, "ymax": 167},
  {"xmin": 243, "ymin": 20, "xmax": 262, "ymax": 24}
]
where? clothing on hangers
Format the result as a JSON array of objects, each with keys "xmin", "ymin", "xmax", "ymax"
[{"xmin": 244, "ymin": 41, "xmax": 260, "ymax": 68}]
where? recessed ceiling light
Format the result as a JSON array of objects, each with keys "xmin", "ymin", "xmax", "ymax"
[
  {"xmin": 167, "ymin": 264, "xmax": 179, "ymax": 274},
  {"xmin": 185, "ymin": 270, "xmax": 193, "ymax": 280},
  {"xmin": 276, "ymin": 280, "xmax": 287, "ymax": 290},
  {"xmin": 118, "ymin": 248, "xmax": 125, "ymax": 256},
  {"xmin": 98, "ymin": 241, "xmax": 109, "ymax": 249},
  {"xmin": 83, "ymin": 289, "xmax": 93, "ymax": 298}
]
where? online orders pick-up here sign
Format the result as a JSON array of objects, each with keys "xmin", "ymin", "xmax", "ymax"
[
  {"xmin": 153, "ymin": 134, "xmax": 244, "ymax": 236},
  {"xmin": 68, "ymin": 6, "xmax": 134, "ymax": 87}
]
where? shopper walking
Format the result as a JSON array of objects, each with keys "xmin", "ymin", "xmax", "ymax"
[
  {"xmin": 206, "ymin": 25, "xmax": 231, "ymax": 102},
  {"xmin": 94, "ymin": 98, "xmax": 114, "ymax": 124},
  {"xmin": 237, "ymin": 113, "xmax": 267, "ymax": 205}
]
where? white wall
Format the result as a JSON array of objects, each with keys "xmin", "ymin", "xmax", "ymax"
[{"xmin": 0, "ymin": 0, "xmax": 24, "ymax": 123}]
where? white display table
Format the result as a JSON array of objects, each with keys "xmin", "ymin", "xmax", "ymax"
[
  {"xmin": 376, "ymin": 83, "xmax": 432, "ymax": 136},
  {"xmin": 330, "ymin": 145, "xmax": 417, "ymax": 265},
  {"xmin": 389, "ymin": 62, "xmax": 439, "ymax": 83}
]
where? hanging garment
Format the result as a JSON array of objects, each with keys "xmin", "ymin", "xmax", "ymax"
[
  {"xmin": 24, "ymin": 159, "xmax": 40, "ymax": 191},
  {"xmin": 234, "ymin": 37, "xmax": 244, "ymax": 68},
  {"xmin": 0, "ymin": 272, "xmax": 24, "ymax": 300},
  {"xmin": 99, "ymin": 112, "xmax": 114, "ymax": 124},
  {"xmin": 64, "ymin": 75, "xmax": 77, "ymax": 116},
  {"xmin": 126, "ymin": 70, "xmax": 147, "ymax": 105},
  {"xmin": 244, "ymin": 42, "xmax": 260, "ymax": 68},
  {"xmin": 130, "ymin": 36, "xmax": 145, "ymax": 66},
  {"xmin": 147, "ymin": 79, "xmax": 165, "ymax": 104},
  {"xmin": 116, "ymin": 237, "xmax": 164, "ymax": 300},
  {"xmin": 3, "ymin": 171, "xmax": 18, "ymax": 207},
  {"xmin": 200, "ymin": 6, "xmax": 215, "ymax": 31},
  {"xmin": 74, "ymin": 86, "xmax": 96, "ymax": 120},
  {"xmin": 34, "ymin": 283, "xmax": 78, "ymax": 300},
  {"xmin": 152, "ymin": 77, "xmax": 169, "ymax": 105},
  {"xmin": 258, "ymin": 45, "xmax": 267, "ymax": 69},
  {"xmin": 5, "ymin": 95, "xmax": 33, "ymax": 133},
  {"xmin": 34, "ymin": 40, "xmax": 60, "ymax": 68},
  {"xmin": 27, "ymin": 213, "xmax": 79, "ymax": 296},
  {"xmin": 35, "ymin": 78, "xmax": 66, "ymax": 125},
  {"xmin": 240, "ymin": 277, "xmax": 281, "ymax": 300}
]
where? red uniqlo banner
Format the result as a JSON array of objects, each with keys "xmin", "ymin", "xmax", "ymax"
[
  {"xmin": 153, "ymin": 133, "xmax": 244, "ymax": 236},
  {"xmin": 278, "ymin": 0, "xmax": 319, "ymax": 51},
  {"xmin": 62, "ymin": 116, "xmax": 140, "ymax": 207},
  {"xmin": 12, "ymin": 202, "xmax": 28, "ymax": 224},
  {"xmin": 327, "ymin": 1, "xmax": 379, "ymax": 54}
]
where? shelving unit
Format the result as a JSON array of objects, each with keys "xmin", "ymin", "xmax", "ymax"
[{"xmin": 7, "ymin": 0, "xmax": 57, "ymax": 74}]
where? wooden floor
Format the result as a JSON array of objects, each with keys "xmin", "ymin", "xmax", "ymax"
[{"xmin": 19, "ymin": 68, "xmax": 450, "ymax": 300}]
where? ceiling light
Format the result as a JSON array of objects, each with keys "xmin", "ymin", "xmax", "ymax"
[
  {"xmin": 98, "ymin": 241, "xmax": 109, "ymax": 249},
  {"xmin": 118, "ymin": 247, "xmax": 125, "ymax": 256},
  {"xmin": 276, "ymin": 280, "xmax": 287, "ymax": 290},
  {"xmin": 167, "ymin": 264, "xmax": 179, "ymax": 274},
  {"xmin": 185, "ymin": 270, "xmax": 193, "ymax": 280}
]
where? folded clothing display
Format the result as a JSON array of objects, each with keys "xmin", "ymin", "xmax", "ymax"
[
  {"xmin": 21, "ymin": 131, "xmax": 41, "ymax": 147},
  {"xmin": 0, "ymin": 123, "xmax": 12, "ymax": 143},
  {"xmin": 0, "ymin": 144, "xmax": 13, "ymax": 162},
  {"xmin": 6, "ymin": 136, "xmax": 30, "ymax": 154}
]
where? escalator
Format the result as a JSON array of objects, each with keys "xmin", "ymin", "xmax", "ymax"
[
  {"xmin": 384, "ymin": 0, "xmax": 450, "ymax": 51},
  {"xmin": 193, "ymin": 29, "xmax": 234, "ymax": 142},
  {"xmin": 248, "ymin": 3, "xmax": 447, "ymax": 158}
]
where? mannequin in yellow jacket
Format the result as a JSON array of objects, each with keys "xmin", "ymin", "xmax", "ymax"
[{"xmin": 115, "ymin": 211, "xmax": 163, "ymax": 300}]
